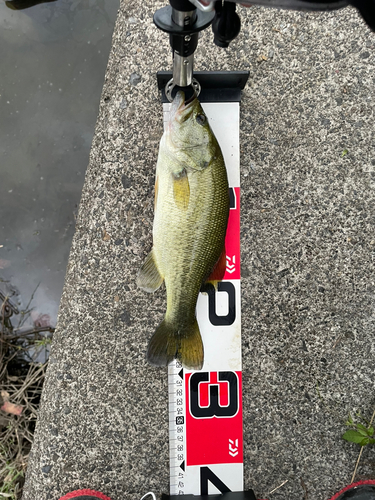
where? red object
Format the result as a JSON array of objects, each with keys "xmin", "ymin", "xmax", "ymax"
[
  {"xmin": 208, "ymin": 246, "xmax": 227, "ymax": 282},
  {"xmin": 328, "ymin": 480, "xmax": 375, "ymax": 500},
  {"xmin": 185, "ymin": 371, "xmax": 243, "ymax": 466},
  {"xmin": 223, "ymin": 187, "xmax": 240, "ymax": 280},
  {"xmin": 59, "ymin": 490, "xmax": 112, "ymax": 500},
  {"xmin": 208, "ymin": 187, "xmax": 241, "ymax": 282}
]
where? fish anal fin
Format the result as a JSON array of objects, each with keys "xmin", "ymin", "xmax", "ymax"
[
  {"xmin": 173, "ymin": 169, "xmax": 190, "ymax": 211},
  {"xmin": 137, "ymin": 249, "xmax": 163, "ymax": 293},
  {"xmin": 207, "ymin": 245, "xmax": 226, "ymax": 282}
]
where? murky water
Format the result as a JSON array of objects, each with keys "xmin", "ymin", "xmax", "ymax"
[{"xmin": 0, "ymin": 0, "xmax": 119, "ymax": 328}]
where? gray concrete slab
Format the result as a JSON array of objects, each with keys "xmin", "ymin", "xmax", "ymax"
[{"xmin": 22, "ymin": 1, "xmax": 375, "ymax": 500}]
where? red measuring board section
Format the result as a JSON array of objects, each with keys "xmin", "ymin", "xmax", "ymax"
[
  {"xmin": 223, "ymin": 187, "xmax": 240, "ymax": 281},
  {"xmin": 185, "ymin": 371, "xmax": 243, "ymax": 466}
]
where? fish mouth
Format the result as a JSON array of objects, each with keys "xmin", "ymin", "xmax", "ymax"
[
  {"xmin": 170, "ymin": 91, "xmax": 185, "ymax": 119},
  {"xmin": 169, "ymin": 91, "xmax": 196, "ymax": 123}
]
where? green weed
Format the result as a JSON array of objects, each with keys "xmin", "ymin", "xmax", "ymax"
[
  {"xmin": 0, "ymin": 461, "xmax": 24, "ymax": 499},
  {"xmin": 343, "ymin": 411, "xmax": 375, "ymax": 447}
]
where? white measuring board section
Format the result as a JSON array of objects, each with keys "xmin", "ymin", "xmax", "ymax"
[{"xmin": 163, "ymin": 101, "xmax": 242, "ymax": 497}]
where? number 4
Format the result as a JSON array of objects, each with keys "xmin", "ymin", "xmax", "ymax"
[{"xmin": 200, "ymin": 467, "xmax": 231, "ymax": 495}]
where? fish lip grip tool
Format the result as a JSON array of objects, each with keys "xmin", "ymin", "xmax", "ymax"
[
  {"xmin": 153, "ymin": 0, "xmax": 214, "ymax": 94},
  {"xmin": 153, "ymin": 0, "xmax": 375, "ymax": 87}
]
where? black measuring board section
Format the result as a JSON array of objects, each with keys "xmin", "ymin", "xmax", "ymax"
[
  {"xmin": 161, "ymin": 490, "xmax": 257, "ymax": 500},
  {"xmin": 156, "ymin": 71, "xmax": 250, "ymax": 103}
]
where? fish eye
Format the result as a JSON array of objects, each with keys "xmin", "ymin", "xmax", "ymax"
[{"xmin": 196, "ymin": 114, "xmax": 206, "ymax": 125}]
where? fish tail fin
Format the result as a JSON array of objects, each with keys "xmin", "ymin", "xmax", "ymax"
[
  {"xmin": 147, "ymin": 318, "xmax": 203, "ymax": 370},
  {"xmin": 178, "ymin": 318, "xmax": 204, "ymax": 370},
  {"xmin": 147, "ymin": 319, "xmax": 177, "ymax": 367}
]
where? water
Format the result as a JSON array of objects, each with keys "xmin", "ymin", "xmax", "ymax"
[{"xmin": 0, "ymin": 0, "xmax": 119, "ymax": 329}]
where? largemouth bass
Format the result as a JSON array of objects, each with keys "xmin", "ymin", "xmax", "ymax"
[{"xmin": 138, "ymin": 91, "xmax": 229, "ymax": 370}]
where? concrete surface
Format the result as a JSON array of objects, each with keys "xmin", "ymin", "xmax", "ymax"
[{"xmin": 22, "ymin": 1, "xmax": 375, "ymax": 499}]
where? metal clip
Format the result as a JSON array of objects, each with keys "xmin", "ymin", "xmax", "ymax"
[{"xmin": 165, "ymin": 77, "xmax": 201, "ymax": 103}]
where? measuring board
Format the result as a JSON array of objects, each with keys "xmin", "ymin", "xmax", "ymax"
[{"xmin": 161, "ymin": 74, "xmax": 246, "ymax": 497}]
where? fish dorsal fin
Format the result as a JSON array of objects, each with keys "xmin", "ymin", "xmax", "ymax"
[
  {"xmin": 173, "ymin": 168, "xmax": 190, "ymax": 211},
  {"xmin": 137, "ymin": 249, "xmax": 164, "ymax": 293}
]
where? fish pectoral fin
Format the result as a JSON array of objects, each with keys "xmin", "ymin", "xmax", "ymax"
[
  {"xmin": 137, "ymin": 249, "xmax": 163, "ymax": 293},
  {"xmin": 172, "ymin": 168, "xmax": 190, "ymax": 211}
]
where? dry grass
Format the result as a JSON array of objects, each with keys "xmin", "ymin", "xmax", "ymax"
[{"xmin": 1, "ymin": 293, "xmax": 54, "ymax": 500}]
